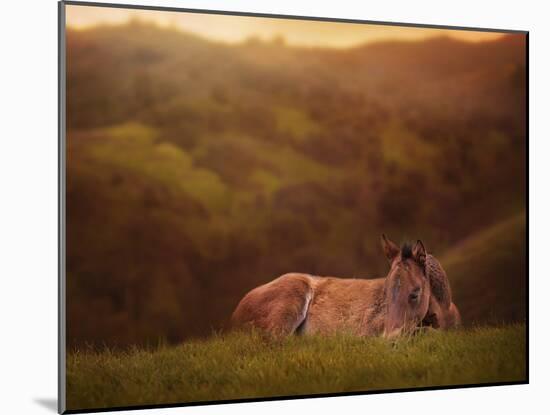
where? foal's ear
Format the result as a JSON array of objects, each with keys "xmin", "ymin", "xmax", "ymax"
[
  {"xmin": 381, "ymin": 234, "xmax": 400, "ymax": 263},
  {"xmin": 412, "ymin": 240, "xmax": 427, "ymax": 266}
]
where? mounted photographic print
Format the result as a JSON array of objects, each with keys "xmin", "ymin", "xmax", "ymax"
[{"xmin": 58, "ymin": 1, "xmax": 528, "ymax": 413}]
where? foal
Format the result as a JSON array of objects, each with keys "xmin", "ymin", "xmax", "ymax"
[{"xmin": 231, "ymin": 235, "xmax": 460, "ymax": 338}]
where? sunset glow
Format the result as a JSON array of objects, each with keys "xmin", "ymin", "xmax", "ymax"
[{"xmin": 66, "ymin": 4, "xmax": 505, "ymax": 48}]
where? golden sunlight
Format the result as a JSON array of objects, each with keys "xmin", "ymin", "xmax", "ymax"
[{"xmin": 66, "ymin": 4, "xmax": 504, "ymax": 48}]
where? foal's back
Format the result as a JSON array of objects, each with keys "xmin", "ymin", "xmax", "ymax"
[
  {"xmin": 231, "ymin": 273, "xmax": 385, "ymax": 337},
  {"xmin": 306, "ymin": 275, "xmax": 386, "ymax": 335}
]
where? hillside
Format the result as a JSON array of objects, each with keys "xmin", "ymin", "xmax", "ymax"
[
  {"xmin": 441, "ymin": 212, "xmax": 527, "ymax": 325},
  {"xmin": 65, "ymin": 22, "xmax": 526, "ymax": 347}
]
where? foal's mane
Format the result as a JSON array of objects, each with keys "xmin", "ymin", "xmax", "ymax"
[
  {"xmin": 426, "ymin": 255, "xmax": 452, "ymax": 308},
  {"xmin": 397, "ymin": 241, "xmax": 452, "ymax": 307}
]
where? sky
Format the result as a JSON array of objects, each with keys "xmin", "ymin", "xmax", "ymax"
[{"xmin": 66, "ymin": 4, "xmax": 505, "ymax": 48}]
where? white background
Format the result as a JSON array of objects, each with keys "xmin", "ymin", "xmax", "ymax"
[{"xmin": 0, "ymin": 0, "xmax": 545, "ymax": 413}]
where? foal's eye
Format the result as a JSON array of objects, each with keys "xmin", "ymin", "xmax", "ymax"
[{"xmin": 409, "ymin": 288, "xmax": 420, "ymax": 303}]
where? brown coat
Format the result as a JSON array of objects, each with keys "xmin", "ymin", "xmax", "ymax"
[
  {"xmin": 231, "ymin": 239, "xmax": 460, "ymax": 338},
  {"xmin": 231, "ymin": 273, "xmax": 387, "ymax": 337}
]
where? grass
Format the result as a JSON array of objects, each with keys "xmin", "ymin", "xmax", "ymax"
[{"xmin": 67, "ymin": 324, "xmax": 526, "ymax": 411}]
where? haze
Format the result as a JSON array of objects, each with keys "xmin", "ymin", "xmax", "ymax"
[{"xmin": 66, "ymin": 4, "xmax": 504, "ymax": 48}]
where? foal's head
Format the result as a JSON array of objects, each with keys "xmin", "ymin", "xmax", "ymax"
[{"xmin": 381, "ymin": 234, "xmax": 430, "ymax": 339}]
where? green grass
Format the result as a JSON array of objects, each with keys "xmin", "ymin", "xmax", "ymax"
[{"xmin": 67, "ymin": 324, "xmax": 526, "ymax": 411}]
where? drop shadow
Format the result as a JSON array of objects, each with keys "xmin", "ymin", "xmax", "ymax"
[{"xmin": 34, "ymin": 398, "xmax": 57, "ymax": 413}]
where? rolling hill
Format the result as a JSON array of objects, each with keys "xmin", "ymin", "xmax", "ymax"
[
  {"xmin": 441, "ymin": 212, "xmax": 526, "ymax": 325},
  {"xmin": 65, "ymin": 22, "xmax": 526, "ymax": 347}
]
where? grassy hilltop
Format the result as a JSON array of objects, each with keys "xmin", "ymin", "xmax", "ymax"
[{"xmin": 67, "ymin": 324, "xmax": 526, "ymax": 411}]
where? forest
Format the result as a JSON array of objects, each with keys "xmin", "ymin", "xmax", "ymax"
[{"xmin": 65, "ymin": 21, "xmax": 526, "ymax": 348}]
